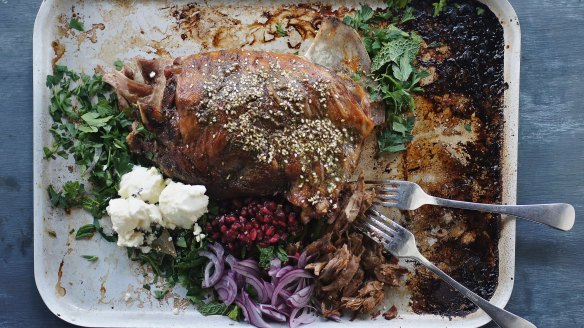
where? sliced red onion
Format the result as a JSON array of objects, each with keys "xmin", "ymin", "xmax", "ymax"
[
  {"xmin": 227, "ymin": 256, "xmax": 268, "ymax": 303},
  {"xmin": 286, "ymin": 285, "xmax": 314, "ymax": 308},
  {"xmin": 199, "ymin": 250, "xmax": 224, "ymax": 288},
  {"xmin": 225, "ymin": 254, "xmax": 237, "ymax": 267},
  {"xmin": 289, "ymin": 307, "xmax": 317, "ymax": 328},
  {"xmin": 245, "ymin": 276, "xmax": 269, "ymax": 304},
  {"xmin": 298, "ymin": 252, "xmax": 308, "ymax": 268},
  {"xmin": 259, "ymin": 304, "xmax": 287, "ymax": 322},
  {"xmin": 277, "ymin": 303, "xmax": 293, "ymax": 317},
  {"xmin": 328, "ymin": 314, "xmax": 341, "ymax": 322},
  {"xmin": 263, "ymin": 281, "xmax": 274, "ymax": 297},
  {"xmin": 215, "ymin": 273, "xmax": 237, "ymax": 305},
  {"xmin": 268, "ymin": 259, "xmax": 282, "ymax": 277},
  {"xmin": 208, "ymin": 242, "xmax": 225, "ymax": 259},
  {"xmin": 294, "ymin": 278, "xmax": 307, "ymax": 292},
  {"xmin": 237, "ymin": 291, "xmax": 272, "ymax": 328},
  {"xmin": 238, "ymin": 259, "xmax": 261, "ymax": 272},
  {"xmin": 275, "ymin": 266, "xmax": 295, "ymax": 279},
  {"xmin": 271, "ymin": 269, "xmax": 313, "ymax": 306}
]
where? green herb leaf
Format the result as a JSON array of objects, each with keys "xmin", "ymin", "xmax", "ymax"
[
  {"xmin": 143, "ymin": 284, "xmax": 151, "ymax": 290},
  {"xmin": 465, "ymin": 123, "xmax": 472, "ymax": 132},
  {"xmin": 48, "ymin": 230, "xmax": 57, "ymax": 238},
  {"xmin": 428, "ymin": 41, "xmax": 443, "ymax": 48},
  {"xmin": 114, "ymin": 60, "xmax": 124, "ymax": 71},
  {"xmin": 385, "ymin": 0, "xmax": 410, "ymax": 10},
  {"xmin": 75, "ymin": 224, "xmax": 97, "ymax": 240},
  {"xmin": 81, "ymin": 255, "xmax": 99, "ymax": 262},
  {"xmin": 45, "ymin": 65, "xmax": 136, "ymax": 219},
  {"xmin": 197, "ymin": 302, "xmax": 228, "ymax": 316},
  {"xmin": 153, "ymin": 289, "xmax": 168, "ymax": 300},
  {"xmin": 400, "ymin": 7, "xmax": 415, "ymax": 24},
  {"xmin": 258, "ymin": 245, "xmax": 289, "ymax": 270},
  {"xmin": 175, "ymin": 236, "xmax": 187, "ymax": 248},
  {"xmin": 227, "ymin": 305, "xmax": 242, "ymax": 321},
  {"xmin": 476, "ymin": 7, "xmax": 485, "ymax": 16},
  {"xmin": 433, "ymin": 0, "xmax": 447, "ymax": 17},
  {"xmin": 69, "ymin": 18, "xmax": 85, "ymax": 31},
  {"xmin": 345, "ymin": 5, "xmax": 425, "ymax": 153},
  {"xmin": 275, "ymin": 24, "xmax": 288, "ymax": 37}
]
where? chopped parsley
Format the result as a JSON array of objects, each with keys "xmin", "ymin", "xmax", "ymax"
[
  {"xmin": 258, "ymin": 245, "xmax": 289, "ymax": 270},
  {"xmin": 275, "ymin": 23, "xmax": 288, "ymax": 37},
  {"xmin": 75, "ymin": 224, "xmax": 97, "ymax": 240},
  {"xmin": 153, "ymin": 289, "xmax": 168, "ymax": 300},
  {"xmin": 114, "ymin": 59, "xmax": 124, "ymax": 71},
  {"xmin": 227, "ymin": 305, "xmax": 242, "ymax": 321},
  {"xmin": 344, "ymin": 4, "xmax": 428, "ymax": 153},
  {"xmin": 81, "ymin": 255, "xmax": 99, "ymax": 262},
  {"xmin": 45, "ymin": 65, "xmax": 137, "ymax": 220},
  {"xmin": 433, "ymin": 0, "xmax": 447, "ymax": 16},
  {"xmin": 69, "ymin": 18, "xmax": 85, "ymax": 32}
]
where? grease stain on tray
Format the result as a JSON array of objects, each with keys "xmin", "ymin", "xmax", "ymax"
[
  {"xmin": 98, "ymin": 270, "xmax": 111, "ymax": 304},
  {"xmin": 51, "ymin": 40, "xmax": 66, "ymax": 67},
  {"xmin": 169, "ymin": 3, "xmax": 349, "ymax": 50},
  {"xmin": 56, "ymin": 258, "xmax": 66, "ymax": 297}
]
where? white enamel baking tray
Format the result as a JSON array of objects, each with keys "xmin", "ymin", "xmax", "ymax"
[{"xmin": 33, "ymin": 0, "xmax": 520, "ymax": 327}]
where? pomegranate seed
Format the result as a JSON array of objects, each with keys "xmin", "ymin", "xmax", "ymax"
[
  {"xmin": 260, "ymin": 207, "xmax": 271, "ymax": 215},
  {"xmin": 268, "ymin": 234, "xmax": 280, "ymax": 244},
  {"xmin": 206, "ymin": 197, "xmax": 302, "ymax": 252},
  {"xmin": 266, "ymin": 201, "xmax": 277, "ymax": 211},
  {"xmin": 288, "ymin": 213, "xmax": 296, "ymax": 224},
  {"xmin": 275, "ymin": 210, "xmax": 285, "ymax": 220}
]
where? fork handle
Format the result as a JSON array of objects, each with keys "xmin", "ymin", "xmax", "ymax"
[
  {"xmin": 415, "ymin": 255, "xmax": 536, "ymax": 328},
  {"xmin": 430, "ymin": 198, "xmax": 575, "ymax": 231}
]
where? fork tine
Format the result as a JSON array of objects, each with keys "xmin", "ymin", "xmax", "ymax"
[
  {"xmin": 357, "ymin": 217, "xmax": 394, "ymax": 242},
  {"xmin": 377, "ymin": 186, "xmax": 400, "ymax": 193},
  {"xmin": 365, "ymin": 180, "xmax": 409, "ymax": 186},
  {"xmin": 376, "ymin": 194, "xmax": 399, "ymax": 201},
  {"xmin": 365, "ymin": 209, "xmax": 400, "ymax": 233},
  {"xmin": 367, "ymin": 216, "xmax": 398, "ymax": 236},
  {"xmin": 370, "ymin": 207, "xmax": 408, "ymax": 232},
  {"xmin": 373, "ymin": 200, "xmax": 401, "ymax": 208}
]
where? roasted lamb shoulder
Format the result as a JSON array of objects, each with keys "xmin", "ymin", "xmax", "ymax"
[{"xmin": 104, "ymin": 18, "xmax": 374, "ymax": 221}]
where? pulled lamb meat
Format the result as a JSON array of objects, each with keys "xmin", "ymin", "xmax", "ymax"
[
  {"xmin": 304, "ymin": 177, "xmax": 407, "ymax": 319},
  {"xmin": 382, "ymin": 305, "xmax": 398, "ymax": 320},
  {"xmin": 341, "ymin": 280, "xmax": 385, "ymax": 314}
]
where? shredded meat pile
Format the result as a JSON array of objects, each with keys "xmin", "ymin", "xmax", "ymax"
[{"xmin": 302, "ymin": 176, "xmax": 408, "ymax": 318}]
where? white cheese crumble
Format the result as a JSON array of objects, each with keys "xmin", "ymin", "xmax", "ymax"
[
  {"xmin": 107, "ymin": 197, "xmax": 161, "ymax": 248},
  {"xmin": 159, "ymin": 182, "xmax": 209, "ymax": 229},
  {"xmin": 107, "ymin": 198, "xmax": 145, "ymax": 248},
  {"xmin": 118, "ymin": 166, "xmax": 165, "ymax": 203},
  {"xmin": 107, "ymin": 165, "xmax": 209, "ymax": 250}
]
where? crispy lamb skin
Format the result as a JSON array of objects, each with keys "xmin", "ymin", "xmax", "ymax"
[{"xmin": 105, "ymin": 50, "xmax": 374, "ymax": 221}]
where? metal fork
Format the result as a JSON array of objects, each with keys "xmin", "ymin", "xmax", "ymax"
[
  {"xmin": 357, "ymin": 208, "xmax": 536, "ymax": 328},
  {"xmin": 367, "ymin": 180, "xmax": 575, "ymax": 231}
]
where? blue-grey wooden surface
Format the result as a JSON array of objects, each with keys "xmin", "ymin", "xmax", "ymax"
[{"xmin": 0, "ymin": 1, "xmax": 582, "ymax": 327}]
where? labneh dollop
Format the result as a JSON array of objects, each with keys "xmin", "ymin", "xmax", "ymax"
[
  {"xmin": 118, "ymin": 166, "xmax": 165, "ymax": 203},
  {"xmin": 106, "ymin": 165, "xmax": 208, "ymax": 249},
  {"xmin": 159, "ymin": 181, "xmax": 209, "ymax": 229},
  {"xmin": 107, "ymin": 197, "xmax": 162, "ymax": 248}
]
